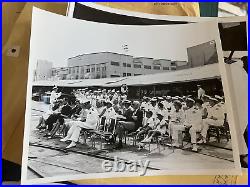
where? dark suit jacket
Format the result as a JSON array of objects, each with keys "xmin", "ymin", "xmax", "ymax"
[
  {"xmin": 123, "ymin": 107, "xmax": 134, "ymax": 121},
  {"xmin": 133, "ymin": 109, "xmax": 144, "ymax": 128}
]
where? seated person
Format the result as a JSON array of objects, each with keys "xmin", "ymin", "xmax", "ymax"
[
  {"xmin": 199, "ymin": 97, "xmax": 225, "ymax": 144},
  {"xmin": 96, "ymin": 99, "xmax": 107, "ymax": 118},
  {"xmin": 60, "ymin": 100, "xmax": 99, "ymax": 148},
  {"xmin": 47, "ymin": 98, "xmax": 72, "ymax": 138},
  {"xmin": 169, "ymin": 100, "xmax": 185, "ymax": 148},
  {"xmin": 113, "ymin": 99, "xmax": 122, "ymax": 115},
  {"xmin": 36, "ymin": 102, "xmax": 59, "ymax": 130},
  {"xmin": 100, "ymin": 100, "xmax": 117, "ymax": 131},
  {"xmin": 115, "ymin": 100, "xmax": 143, "ymax": 149},
  {"xmin": 140, "ymin": 111, "xmax": 168, "ymax": 145},
  {"xmin": 134, "ymin": 110, "xmax": 154, "ymax": 140},
  {"xmin": 62, "ymin": 101, "xmax": 86, "ymax": 136},
  {"xmin": 188, "ymin": 99, "xmax": 207, "ymax": 151},
  {"xmin": 70, "ymin": 100, "xmax": 82, "ymax": 118}
]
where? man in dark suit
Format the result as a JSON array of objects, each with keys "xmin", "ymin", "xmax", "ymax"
[{"xmin": 115, "ymin": 100, "xmax": 143, "ymax": 149}]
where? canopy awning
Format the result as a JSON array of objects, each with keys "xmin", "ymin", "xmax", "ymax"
[{"xmin": 33, "ymin": 64, "xmax": 220, "ymax": 88}]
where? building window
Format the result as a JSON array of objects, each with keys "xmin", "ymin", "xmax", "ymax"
[
  {"xmin": 171, "ymin": 67, "xmax": 177, "ymax": 70},
  {"xmin": 86, "ymin": 69, "xmax": 90, "ymax": 73},
  {"xmin": 72, "ymin": 68, "xmax": 75, "ymax": 74},
  {"xmin": 111, "ymin": 61, "xmax": 120, "ymax": 66},
  {"xmin": 102, "ymin": 66, "xmax": 106, "ymax": 71},
  {"xmin": 76, "ymin": 67, "xmax": 79, "ymax": 73},
  {"xmin": 81, "ymin": 67, "xmax": 84, "ymax": 74},
  {"xmin": 123, "ymin": 73, "xmax": 126, "ymax": 77},
  {"xmin": 134, "ymin": 64, "xmax": 141, "ymax": 68},
  {"xmin": 153, "ymin": 66, "xmax": 161, "ymax": 70},
  {"xmin": 123, "ymin": 63, "xmax": 131, "ymax": 67},
  {"xmin": 111, "ymin": 75, "xmax": 120, "ymax": 77},
  {"xmin": 144, "ymin": 65, "xmax": 151, "ymax": 69},
  {"xmin": 127, "ymin": 73, "xmax": 131, "ymax": 76},
  {"xmin": 134, "ymin": 74, "xmax": 142, "ymax": 76},
  {"xmin": 97, "ymin": 67, "xmax": 100, "ymax": 72},
  {"xmin": 91, "ymin": 67, "xmax": 95, "ymax": 72},
  {"xmin": 163, "ymin": 67, "xmax": 169, "ymax": 70},
  {"xmin": 171, "ymin": 62, "xmax": 176, "ymax": 66}
]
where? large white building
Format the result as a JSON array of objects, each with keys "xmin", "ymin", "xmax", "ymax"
[
  {"xmin": 34, "ymin": 60, "xmax": 53, "ymax": 81},
  {"xmin": 65, "ymin": 52, "xmax": 187, "ymax": 80},
  {"xmin": 46, "ymin": 40, "xmax": 218, "ymax": 81}
]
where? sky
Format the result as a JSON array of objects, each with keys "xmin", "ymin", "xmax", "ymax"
[{"xmin": 29, "ymin": 8, "xmax": 221, "ymax": 69}]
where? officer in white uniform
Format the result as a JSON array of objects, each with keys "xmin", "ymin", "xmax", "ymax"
[
  {"xmin": 199, "ymin": 97, "xmax": 225, "ymax": 144},
  {"xmin": 50, "ymin": 86, "xmax": 61, "ymax": 108},
  {"xmin": 170, "ymin": 100, "xmax": 185, "ymax": 147},
  {"xmin": 188, "ymin": 99, "xmax": 207, "ymax": 151},
  {"xmin": 60, "ymin": 100, "xmax": 99, "ymax": 148},
  {"xmin": 103, "ymin": 100, "xmax": 117, "ymax": 125},
  {"xmin": 148, "ymin": 98, "xmax": 158, "ymax": 120},
  {"xmin": 197, "ymin": 84, "xmax": 205, "ymax": 99}
]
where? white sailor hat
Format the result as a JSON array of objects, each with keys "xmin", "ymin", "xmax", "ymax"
[
  {"xmin": 150, "ymin": 98, "xmax": 157, "ymax": 102},
  {"xmin": 81, "ymin": 100, "xmax": 91, "ymax": 105},
  {"xmin": 133, "ymin": 100, "xmax": 140, "ymax": 105},
  {"xmin": 215, "ymin": 95, "xmax": 223, "ymax": 100},
  {"xmin": 172, "ymin": 96, "xmax": 178, "ymax": 100},
  {"xmin": 106, "ymin": 100, "xmax": 112, "ymax": 105},
  {"xmin": 157, "ymin": 97, "xmax": 164, "ymax": 100},
  {"xmin": 209, "ymin": 97, "xmax": 218, "ymax": 102},
  {"xmin": 186, "ymin": 98, "xmax": 195, "ymax": 103},
  {"xmin": 166, "ymin": 96, "xmax": 171, "ymax": 99},
  {"xmin": 111, "ymin": 89, "xmax": 115, "ymax": 93},
  {"xmin": 123, "ymin": 100, "xmax": 131, "ymax": 104},
  {"xmin": 121, "ymin": 95, "xmax": 126, "ymax": 99}
]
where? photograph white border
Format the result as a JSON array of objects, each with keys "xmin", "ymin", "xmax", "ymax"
[{"xmin": 21, "ymin": 7, "xmax": 242, "ymax": 184}]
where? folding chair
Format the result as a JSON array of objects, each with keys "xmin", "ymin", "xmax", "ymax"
[
  {"xmin": 207, "ymin": 114, "xmax": 230, "ymax": 143},
  {"xmin": 91, "ymin": 117, "xmax": 117, "ymax": 150}
]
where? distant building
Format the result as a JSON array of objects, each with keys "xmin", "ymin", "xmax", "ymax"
[
  {"xmin": 187, "ymin": 40, "xmax": 218, "ymax": 68},
  {"xmin": 175, "ymin": 61, "xmax": 190, "ymax": 70},
  {"xmin": 66, "ymin": 52, "xmax": 185, "ymax": 79},
  {"xmin": 44, "ymin": 41, "xmax": 217, "ymax": 81},
  {"xmin": 52, "ymin": 67, "xmax": 69, "ymax": 80},
  {"xmin": 34, "ymin": 60, "xmax": 53, "ymax": 81}
]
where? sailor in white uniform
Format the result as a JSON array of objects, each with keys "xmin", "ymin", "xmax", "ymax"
[
  {"xmin": 197, "ymin": 84, "xmax": 205, "ymax": 99},
  {"xmin": 50, "ymin": 86, "xmax": 61, "ymax": 108},
  {"xmin": 199, "ymin": 97, "xmax": 225, "ymax": 144},
  {"xmin": 169, "ymin": 100, "xmax": 185, "ymax": 147},
  {"xmin": 188, "ymin": 99, "xmax": 207, "ymax": 151}
]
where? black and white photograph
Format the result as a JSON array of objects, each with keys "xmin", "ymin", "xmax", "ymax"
[
  {"xmin": 21, "ymin": 8, "xmax": 241, "ymax": 184},
  {"xmin": 68, "ymin": 2, "xmax": 248, "ymax": 169}
]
